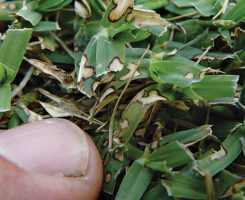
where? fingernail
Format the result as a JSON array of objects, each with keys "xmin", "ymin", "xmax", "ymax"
[{"xmin": 0, "ymin": 118, "xmax": 89, "ymax": 176}]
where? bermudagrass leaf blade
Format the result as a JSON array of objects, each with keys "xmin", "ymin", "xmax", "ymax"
[
  {"xmin": 0, "ymin": 28, "xmax": 32, "ymax": 111},
  {"xmin": 217, "ymin": 170, "xmax": 243, "ymax": 197},
  {"xmin": 0, "ymin": 28, "xmax": 33, "ymax": 82},
  {"xmin": 142, "ymin": 184, "xmax": 171, "ymax": 200},
  {"xmin": 0, "ymin": 84, "xmax": 11, "ymax": 112},
  {"xmin": 160, "ymin": 125, "xmax": 212, "ymax": 146},
  {"xmin": 161, "ymin": 173, "xmax": 207, "ymax": 199},
  {"xmin": 116, "ymin": 84, "xmax": 174, "ymax": 144},
  {"xmin": 101, "ymin": 0, "xmax": 134, "ymax": 28},
  {"xmin": 146, "ymin": 141, "xmax": 194, "ymax": 169},
  {"xmin": 16, "ymin": 2, "xmax": 42, "ymax": 26},
  {"xmin": 96, "ymin": 36, "xmax": 125, "ymax": 76},
  {"xmin": 0, "ymin": 1, "xmax": 21, "ymax": 21},
  {"xmin": 224, "ymin": 0, "xmax": 245, "ymax": 28},
  {"xmin": 115, "ymin": 161, "xmax": 153, "ymax": 200},
  {"xmin": 103, "ymin": 153, "xmax": 128, "ymax": 194},
  {"xmin": 185, "ymin": 75, "xmax": 239, "ymax": 101},
  {"xmin": 198, "ymin": 123, "xmax": 245, "ymax": 176},
  {"xmin": 150, "ymin": 60, "xmax": 203, "ymax": 87}
]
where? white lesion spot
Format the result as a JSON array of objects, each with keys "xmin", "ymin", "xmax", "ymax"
[
  {"xmin": 105, "ymin": 172, "xmax": 112, "ymax": 183},
  {"xmin": 137, "ymin": 90, "xmax": 168, "ymax": 106},
  {"xmin": 115, "ymin": 151, "xmax": 124, "ymax": 161},
  {"xmin": 107, "ymin": 57, "xmax": 124, "ymax": 72},
  {"xmin": 109, "ymin": 0, "xmax": 133, "ymax": 22},
  {"xmin": 184, "ymin": 72, "xmax": 194, "ymax": 79},
  {"xmin": 0, "ymin": 5, "xmax": 7, "ymax": 10},
  {"xmin": 210, "ymin": 146, "xmax": 226, "ymax": 160},
  {"xmin": 9, "ymin": 4, "xmax": 17, "ymax": 10},
  {"xmin": 74, "ymin": 1, "xmax": 89, "ymax": 19},
  {"xmin": 121, "ymin": 119, "xmax": 129, "ymax": 129},
  {"xmin": 119, "ymin": 63, "xmax": 140, "ymax": 81},
  {"xmin": 92, "ymin": 81, "xmax": 100, "ymax": 92},
  {"xmin": 199, "ymin": 71, "xmax": 205, "ymax": 79},
  {"xmin": 78, "ymin": 55, "xmax": 94, "ymax": 82},
  {"xmin": 83, "ymin": 68, "xmax": 94, "ymax": 79},
  {"xmin": 151, "ymin": 141, "xmax": 159, "ymax": 150}
]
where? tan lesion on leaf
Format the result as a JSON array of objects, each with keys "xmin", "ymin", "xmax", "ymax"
[
  {"xmin": 105, "ymin": 172, "xmax": 112, "ymax": 183},
  {"xmin": 184, "ymin": 72, "xmax": 195, "ymax": 79},
  {"xmin": 0, "ymin": 5, "xmax": 7, "ymax": 9},
  {"xmin": 210, "ymin": 146, "xmax": 226, "ymax": 160},
  {"xmin": 102, "ymin": 139, "xmax": 109, "ymax": 148},
  {"xmin": 119, "ymin": 62, "xmax": 140, "ymax": 81},
  {"xmin": 9, "ymin": 3, "xmax": 17, "ymax": 10},
  {"xmin": 151, "ymin": 141, "xmax": 159, "ymax": 150},
  {"xmin": 92, "ymin": 81, "xmax": 100, "ymax": 92},
  {"xmin": 78, "ymin": 55, "xmax": 94, "ymax": 82},
  {"xmin": 103, "ymin": 152, "xmax": 110, "ymax": 166},
  {"xmin": 135, "ymin": 128, "xmax": 146, "ymax": 137},
  {"xmin": 107, "ymin": 57, "xmax": 124, "ymax": 72},
  {"xmin": 108, "ymin": 0, "xmax": 133, "ymax": 22},
  {"xmin": 199, "ymin": 71, "xmax": 205, "ymax": 79},
  {"xmin": 137, "ymin": 90, "xmax": 168, "ymax": 106},
  {"xmin": 127, "ymin": 9, "xmax": 170, "ymax": 29},
  {"xmin": 114, "ymin": 150, "xmax": 124, "ymax": 162},
  {"xmin": 101, "ymin": 72, "xmax": 114, "ymax": 83},
  {"xmin": 198, "ymin": 67, "xmax": 224, "ymax": 79},
  {"xmin": 121, "ymin": 119, "xmax": 129, "ymax": 129}
]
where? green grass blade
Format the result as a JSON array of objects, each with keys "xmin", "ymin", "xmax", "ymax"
[
  {"xmin": 14, "ymin": 107, "xmax": 28, "ymax": 123},
  {"xmin": 16, "ymin": 2, "xmax": 42, "ymax": 26},
  {"xmin": 160, "ymin": 125, "xmax": 212, "ymax": 146},
  {"xmin": 217, "ymin": 170, "xmax": 243, "ymax": 197},
  {"xmin": 146, "ymin": 141, "xmax": 194, "ymax": 169},
  {"xmin": 142, "ymin": 184, "xmax": 171, "ymax": 200},
  {"xmin": 0, "ymin": 28, "xmax": 32, "ymax": 111},
  {"xmin": 0, "ymin": 28, "xmax": 33, "ymax": 82},
  {"xmin": 117, "ymin": 85, "xmax": 174, "ymax": 144},
  {"xmin": 115, "ymin": 161, "xmax": 153, "ymax": 200},
  {"xmin": 33, "ymin": 21, "xmax": 60, "ymax": 32},
  {"xmin": 0, "ymin": 84, "xmax": 11, "ymax": 112},
  {"xmin": 224, "ymin": 0, "xmax": 245, "ymax": 28},
  {"xmin": 135, "ymin": 0, "xmax": 170, "ymax": 10},
  {"xmin": 0, "ymin": 1, "xmax": 21, "ymax": 21},
  {"xmin": 8, "ymin": 112, "xmax": 20, "ymax": 128},
  {"xmin": 161, "ymin": 173, "xmax": 207, "ymax": 199},
  {"xmin": 103, "ymin": 154, "xmax": 128, "ymax": 194},
  {"xmin": 184, "ymin": 75, "xmax": 239, "ymax": 101},
  {"xmin": 0, "ymin": 62, "xmax": 15, "ymax": 84},
  {"xmin": 150, "ymin": 60, "xmax": 203, "ymax": 87},
  {"xmin": 198, "ymin": 124, "xmax": 245, "ymax": 176}
]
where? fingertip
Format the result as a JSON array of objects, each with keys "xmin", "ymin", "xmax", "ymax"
[{"xmin": 0, "ymin": 118, "xmax": 103, "ymax": 200}]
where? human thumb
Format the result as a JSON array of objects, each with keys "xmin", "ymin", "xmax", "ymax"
[{"xmin": 0, "ymin": 118, "xmax": 103, "ymax": 200}]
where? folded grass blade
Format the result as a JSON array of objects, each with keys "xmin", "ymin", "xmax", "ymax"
[
  {"xmin": 198, "ymin": 124, "xmax": 245, "ymax": 176},
  {"xmin": 161, "ymin": 173, "xmax": 207, "ymax": 199},
  {"xmin": 146, "ymin": 141, "xmax": 194, "ymax": 170},
  {"xmin": 160, "ymin": 125, "xmax": 212, "ymax": 146}
]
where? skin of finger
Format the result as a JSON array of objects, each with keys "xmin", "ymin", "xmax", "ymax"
[
  {"xmin": 0, "ymin": 124, "xmax": 103, "ymax": 200},
  {"xmin": 0, "ymin": 118, "xmax": 89, "ymax": 176}
]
